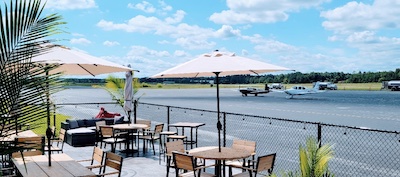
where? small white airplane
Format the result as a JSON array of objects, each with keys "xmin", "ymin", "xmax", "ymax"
[
  {"xmin": 272, "ymin": 82, "xmax": 326, "ymax": 99},
  {"xmin": 239, "ymin": 87, "xmax": 270, "ymax": 96}
]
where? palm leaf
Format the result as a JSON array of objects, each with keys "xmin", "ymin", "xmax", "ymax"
[{"xmin": 0, "ymin": 0, "xmax": 65, "ymax": 144}]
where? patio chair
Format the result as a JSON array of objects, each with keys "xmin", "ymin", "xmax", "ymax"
[
  {"xmin": 130, "ymin": 119, "xmax": 151, "ymax": 145},
  {"xmin": 45, "ymin": 128, "xmax": 66, "ymax": 153},
  {"xmin": 226, "ymin": 139, "xmax": 256, "ymax": 176},
  {"xmin": 165, "ymin": 140, "xmax": 186, "ymax": 177},
  {"xmin": 96, "ymin": 151, "xmax": 123, "ymax": 177},
  {"xmin": 12, "ymin": 136, "xmax": 45, "ymax": 158},
  {"xmin": 100, "ymin": 126, "xmax": 127, "ymax": 153},
  {"xmin": 230, "ymin": 153, "xmax": 276, "ymax": 177},
  {"xmin": 95, "ymin": 121, "xmax": 106, "ymax": 147},
  {"xmin": 172, "ymin": 151, "xmax": 215, "ymax": 177},
  {"xmin": 76, "ymin": 146, "xmax": 105, "ymax": 174},
  {"xmin": 138, "ymin": 123, "xmax": 163, "ymax": 155}
]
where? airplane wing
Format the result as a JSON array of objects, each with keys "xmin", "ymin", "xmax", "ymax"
[{"xmin": 269, "ymin": 89, "xmax": 285, "ymax": 93}]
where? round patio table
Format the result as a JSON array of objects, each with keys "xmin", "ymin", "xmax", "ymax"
[
  {"xmin": 111, "ymin": 124, "xmax": 149, "ymax": 154},
  {"xmin": 189, "ymin": 146, "xmax": 252, "ymax": 177}
]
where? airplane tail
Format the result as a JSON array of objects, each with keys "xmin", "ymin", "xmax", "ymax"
[{"xmin": 313, "ymin": 82, "xmax": 321, "ymax": 91}]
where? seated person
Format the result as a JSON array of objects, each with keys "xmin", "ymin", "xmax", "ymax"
[{"xmin": 95, "ymin": 107, "xmax": 121, "ymax": 118}]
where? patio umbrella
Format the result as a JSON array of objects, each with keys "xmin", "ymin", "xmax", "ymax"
[
  {"xmin": 31, "ymin": 44, "xmax": 133, "ymax": 166},
  {"xmin": 32, "ymin": 45, "xmax": 132, "ymax": 76},
  {"xmin": 124, "ymin": 65, "xmax": 133, "ymax": 123},
  {"xmin": 152, "ymin": 50, "xmax": 292, "ymax": 152}
]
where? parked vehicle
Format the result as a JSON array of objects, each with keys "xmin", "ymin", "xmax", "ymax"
[
  {"xmin": 269, "ymin": 83, "xmax": 284, "ymax": 89},
  {"xmin": 316, "ymin": 82, "xmax": 337, "ymax": 90},
  {"xmin": 388, "ymin": 80, "xmax": 400, "ymax": 91}
]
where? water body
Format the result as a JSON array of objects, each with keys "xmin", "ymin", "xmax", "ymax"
[{"xmin": 54, "ymin": 87, "xmax": 400, "ymax": 132}]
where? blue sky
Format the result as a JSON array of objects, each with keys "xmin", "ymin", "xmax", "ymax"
[{"xmin": 42, "ymin": 0, "xmax": 400, "ymax": 78}]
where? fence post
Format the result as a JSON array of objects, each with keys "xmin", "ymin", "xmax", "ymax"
[
  {"xmin": 223, "ymin": 112, "xmax": 226, "ymax": 147},
  {"xmin": 318, "ymin": 123, "xmax": 322, "ymax": 147},
  {"xmin": 134, "ymin": 100, "xmax": 137, "ymax": 124},
  {"xmin": 167, "ymin": 106, "xmax": 170, "ymax": 131},
  {"xmin": 53, "ymin": 104, "xmax": 56, "ymax": 128}
]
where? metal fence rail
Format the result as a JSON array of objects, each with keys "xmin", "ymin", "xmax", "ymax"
[{"xmin": 54, "ymin": 102, "xmax": 400, "ymax": 177}]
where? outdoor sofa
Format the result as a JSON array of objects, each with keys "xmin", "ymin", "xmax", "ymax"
[{"xmin": 61, "ymin": 116, "xmax": 125, "ymax": 147}]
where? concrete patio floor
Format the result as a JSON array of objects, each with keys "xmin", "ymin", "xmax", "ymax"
[
  {"xmin": 62, "ymin": 142, "xmax": 171, "ymax": 177},
  {"xmin": 62, "ymin": 142, "xmax": 242, "ymax": 177}
]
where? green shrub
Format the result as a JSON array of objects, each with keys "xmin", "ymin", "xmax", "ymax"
[
  {"xmin": 157, "ymin": 83, "xmax": 163, "ymax": 88},
  {"xmin": 142, "ymin": 82, "xmax": 150, "ymax": 87}
]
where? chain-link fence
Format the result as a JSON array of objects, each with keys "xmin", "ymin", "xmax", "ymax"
[{"xmin": 54, "ymin": 101, "xmax": 400, "ymax": 177}]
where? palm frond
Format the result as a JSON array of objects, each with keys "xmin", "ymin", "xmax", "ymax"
[{"xmin": 1, "ymin": 0, "xmax": 65, "ymax": 141}]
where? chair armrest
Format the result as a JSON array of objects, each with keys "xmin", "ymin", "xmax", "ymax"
[
  {"xmin": 86, "ymin": 164, "xmax": 104, "ymax": 170},
  {"xmin": 76, "ymin": 159, "xmax": 92, "ymax": 162},
  {"xmin": 195, "ymin": 163, "xmax": 216, "ymax": 170},
  {"xmin": 96, "ymin": 171, "xmax": 120, "ymax": 176}
]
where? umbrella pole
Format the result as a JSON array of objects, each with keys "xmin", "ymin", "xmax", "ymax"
[
  {"xmin": 45, "ymin": 66, "xmax": 52, "ymax": 166},
  {"xmin": 214, "ymin": 72, "xmax": 222, "ymax": 152}
]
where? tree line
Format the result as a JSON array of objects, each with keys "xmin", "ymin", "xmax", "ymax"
[
  {"xmin": 64, "ymin": 68, "xmax": 400, "ymax": 84},
  {"xmin": 141, "ymin": 68, "xmax": 400, "ymax": 84}
]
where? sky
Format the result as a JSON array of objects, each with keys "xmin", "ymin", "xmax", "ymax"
[{"xmin": 40, "ymin": 0, "xmax": 400, "ymax": 78}]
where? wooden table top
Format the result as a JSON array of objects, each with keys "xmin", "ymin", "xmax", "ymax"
[
  {"xmin": 12, "ymin": 153, "xmax": 96, "ymax": 177},
  {"xmin": 169, "ymin": 122, "xmax": 206, "ymax": 128},
  {"xmin": 0, "ymin": 130, "xmax": 37, "ymax": 141},
  {"xmin": 111, "ymin": 123, "xmax": 148, "ymax": 130},
  {"xmin": 189, "ymin": 146, "xmax": 252, "ymax": 161}
]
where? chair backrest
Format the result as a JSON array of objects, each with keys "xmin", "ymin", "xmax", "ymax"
[
  {"xmin": 96, "ymin": 121, "xmax": 106, "ymax": 130},
  {"xmin": 154, "ymin": 124, "xmax": 164, "ymax": 134},
  {"xmin": 13, "ymin": 136, "xmax": 45, "ymax": 158},
  {"xmin": 232, "ymin": 139, "xmax": 256, "ymax": 154},
  {"xmin": 100, "ymin": 126, "xmax": 114, "ymax": 137},
  {"xmin": 91, "ymin": 146, "xmax": 105, "ymax": 165},
  {"xmin": 166, "ymin": 140, "xmax": 185, "ymax": 154},
  {"xmin": 173, "ymin": 152, "xmax": 196, "ymax": 172},
  {"xmin": 59, "ymin": 128, "xmax": 66, "ymax": 142},
  {"xmin": 136, "ymin": 119, "xmax": 151, "ymax": 127},
  {"xmin": 255, "ymin": 153, "xmax": 276, "ymax": 174},
  {"xmin": 103, "ymin": 151, "xmax": 123, "ymax": 177}
]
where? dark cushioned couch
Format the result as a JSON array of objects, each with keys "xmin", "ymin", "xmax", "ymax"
[{"xmin": 61, "ymin": 117, "xmax": 124, "ymax": 147}]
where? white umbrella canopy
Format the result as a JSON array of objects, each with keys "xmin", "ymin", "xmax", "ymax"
[
  {"xmin": 152, "ymin": 52, "xmax": 291, "ymax": 78},
  {"xmin": 32, "ymin": 45, "xmax": 132, "ymax": 76},
  {"xmin": 31, "ymin": 44, "xmax": 133, "ymax": 166},
  {"xmin": 152, "ymin": 50, "xmax": 292, "ymax": 152}
]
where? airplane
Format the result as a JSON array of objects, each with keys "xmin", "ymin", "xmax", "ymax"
[
  {"xmin": 239, "ymin": 84, "xmax": 270, "ymax": 96},
  {"xmin": 271, "ymin": 82, "xmax": 326, "ymax": 99},
  {"xmin": 239, "ymin": 87, "xmax": 270, "ymax": 96}
]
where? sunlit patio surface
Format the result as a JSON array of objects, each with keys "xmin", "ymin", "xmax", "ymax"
[
  {"xmin": 62, "ymin": 143, "xmax": 169, "ymax": 177},
  {"xmin": 62, "ymin": 142, "xmax": 235, "ymax": 177}
]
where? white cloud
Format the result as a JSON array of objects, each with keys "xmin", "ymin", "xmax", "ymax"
[
  {"xmin": 175, "ymin": 37, "xmax": 216, "ymax": 50},
  {"xmin": 174, "ymin": 50, "xmax": 189, "ymax": 57},
  {"xmin": 72, "ymin": 33, "xmax": 85, "ymax": 37},
  {"xmin": 320, "ymin": 0, "xmax": 400, "ymax": 72},
  {"xmin": 127, "ymin": 46, "xmax": 171, "ymax": 58},
  {"xmin": 97, "ymin": 11, "xmax": 221, "ymax": 49},
  {"xmin": 210, "ymin": 0, "xmax": 328, "ymax": 24},
  {"xmin": 321, "ymin": 0, "xmax": 400, "ymax": 34},
  {"xmin": 70, "ymin": 38, "xmax": 91, "ymax": 45},
  {"xmin": 103, "ymin": 41, "xmax": 120, "ymax": 47},
  {"xmin": 214, "ymin": 25, "xmax": 241, "ymax": 38},
  {"xmin": 165, "ymin": 10, "xmax": 186, "ymax": 24},
  {"xmin": 128, "ymin": 1, "xmax": 156, "ymax": 13},
  {"xmin": 45, "ymin": 0, "xmax": 96, "ymax": 10}
]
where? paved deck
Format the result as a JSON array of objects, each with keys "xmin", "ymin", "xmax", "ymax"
[
  {"xmin": 62, "ymin": 142, "xmax": 241, "ymax": 177},
  {"xmin": 63, "ymin": 142, "xmax": 171, "ymax": 177}
]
